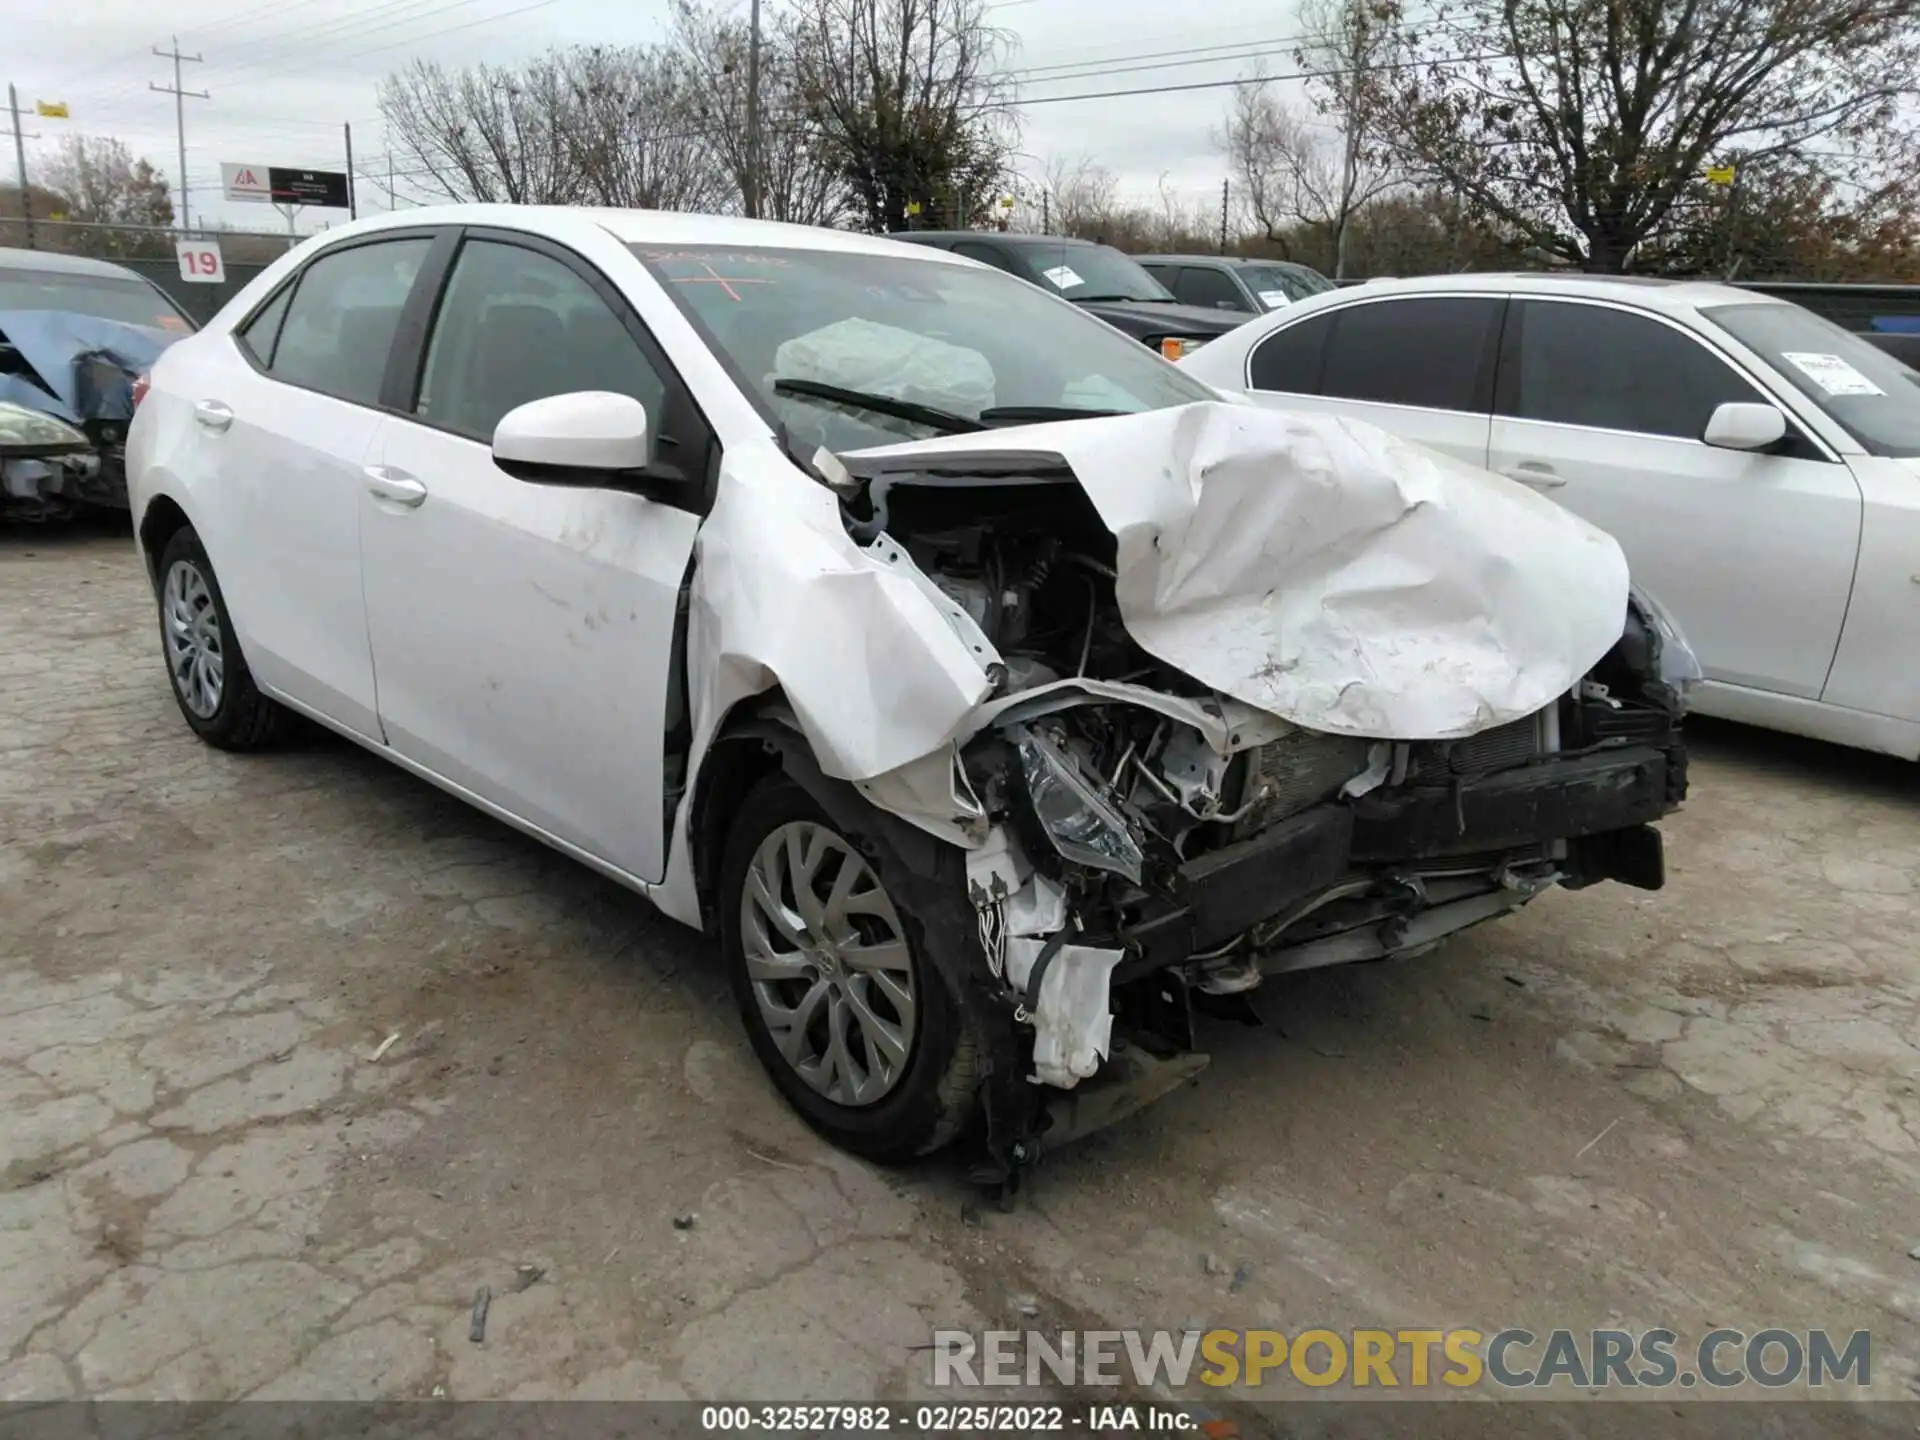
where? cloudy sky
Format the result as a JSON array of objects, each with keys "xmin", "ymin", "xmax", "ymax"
[{"xmin": 7, "ymin": 0, "xmax": 1313, "ymax": 233}]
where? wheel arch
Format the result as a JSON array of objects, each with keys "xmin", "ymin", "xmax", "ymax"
[
  {"xmin": 684, "ymin": 691, "xmax": 958, "ymax": 934},
  {"xmin": 136, "ymin": 492, "xmax": 195, "ymax": 592}
]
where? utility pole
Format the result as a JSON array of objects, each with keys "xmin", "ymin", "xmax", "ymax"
[
  {"xmin": 743, "ymin": 0, "xmax": 763, "ymax": 219},
  {"xmin": 150, "ymin": 37, "xmax": 207, "ymax": 230},
  {"xmin": 343, "ymin": 121, "xmax": 357, "ymax": 220},
  {"xmin": 5, "ymin": 85, "xmax": 38, "ymax": 249},
  {"xmin": 1041, "ymin": 190, "xmax": 1048, "ymax": 236},
  {"xmin": 1219, "ymin": 179, "xmax": 1229, "ymax": 255}
]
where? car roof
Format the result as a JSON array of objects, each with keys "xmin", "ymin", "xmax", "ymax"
[
  {"xmin": 899, "ymin": 230, "xmax": 1098, "ymax": 250},
  {"xmin": 0, "ymin": 246, "xmax": 154, "ymax": 281},
  {"xmin": 298, "ymin": 206, "xmax": 982, "ymax": 268},
  {"xmin": 1315, "ymin": 270, "xmax": 1779, "ymax": 312}
]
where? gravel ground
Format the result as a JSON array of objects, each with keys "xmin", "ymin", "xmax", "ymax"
[{"xmin": 2, "ymin": 521, "xmax": 1916, "ymax": 1427}]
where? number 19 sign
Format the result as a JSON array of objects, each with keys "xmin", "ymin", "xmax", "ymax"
[{"xmin": 175, "ymin": 239, "xmax": 227, "ymax": 284}]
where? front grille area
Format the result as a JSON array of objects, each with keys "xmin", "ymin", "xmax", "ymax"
[
  {"xmin": 1231, "ymin": 729, "xmax": 1373, "ymax": 837},
  {"xmin": 1446, "ymin": 715, "xmax": 1543, "ymax": 774}
]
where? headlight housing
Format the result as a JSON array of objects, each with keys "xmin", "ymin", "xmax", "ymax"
[
  {"xmin": 1158, "ymin": 336, "xmax": 1210, "ymax": 361},
  {"xmin": 1628, "ymin": 585, "xmax": 1703, "ymax": 713},
  {"xmin": 0, "ymin": 403, "xmax": 91, "ymax": 458},
  {"xmin": 1013, "ymin": 724, "xmax": 1146, "ymax": 884}
]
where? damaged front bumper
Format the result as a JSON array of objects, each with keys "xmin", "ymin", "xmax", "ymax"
[
  {"xmin": 0, "ymin": 401, "xmax": 121, "ymax": 521},
  {"xmin": 937, "ymin": 600, "xmax": 1691, "ymax": 1181}
]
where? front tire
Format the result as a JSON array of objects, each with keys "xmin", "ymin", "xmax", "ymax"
[
  {"xmin": 719, "ymin": 775, "xmax": 980, "ymax": 1162},
  {"xmin": 155, "ymin": 525, "xmax": 289, "ymax": 750}
]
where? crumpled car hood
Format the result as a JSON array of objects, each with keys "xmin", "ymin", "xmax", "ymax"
[
  {"xmin": 842, "ymin": 402, "xmax": 1631, "ymax": 739},
  {"xmin": 0, "ymin": 309, "xmax": 176, "ymax": 424}
]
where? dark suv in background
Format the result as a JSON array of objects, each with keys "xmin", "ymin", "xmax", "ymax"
[
  {"xmin": 1135, "ymin": 254, "xmax": 1336, "ymax": 317},
  {"xmin": 892, "ymin": 232, "xmax": 1244, "ymax": 359}
]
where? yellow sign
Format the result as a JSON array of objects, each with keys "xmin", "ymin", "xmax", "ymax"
[
  {"xmin": 1705, "ymin": 164, "xmax": 1735, "ymax": 185},
  {"xmin": 35, "ymin": 100, "xmax": 69, "ymax": 118},
  {"xmin": 1000, "ymin": 196, "xmax": 1014, "ymax": 209},
  {"xmin": 905, "ymin": 200, "xmax": 922, "ymax": 216}
]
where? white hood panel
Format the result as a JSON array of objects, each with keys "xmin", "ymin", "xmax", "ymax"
[{"xmin": 848, "ymin": 403, "xmax": 1632, "ymax": 739}]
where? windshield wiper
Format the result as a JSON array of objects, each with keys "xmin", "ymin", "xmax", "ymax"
[
  {"xmin": 771, "ymin": 377, "xmax": 982, "ymax": 435},
  {"xmin": 977, "ymin": 405, "xmax": 1125, "ymax": 426},
  {"xmin": 1074, "ymin": 293, "xmax": 1161, "ymax": 303}
]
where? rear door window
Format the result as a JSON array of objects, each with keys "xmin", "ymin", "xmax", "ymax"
[
  {"xmin": 268, "ymin": 238, "xmax": 430, "ymax": 407},
  {"xmin": 1248, "ymin": 311, "xmax": 1336, "ymax": 393},
  {"xmin": 1500, "ymin": 300, "xmax": 1764, "ymax": 439},
  {"xmin": 1319, "ymin": 296, "xmax": 1504, "ymax": 412}
]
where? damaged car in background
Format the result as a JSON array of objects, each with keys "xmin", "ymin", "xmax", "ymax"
[
  {"xmin": 125, "ymin": 211, "xmax": 1694, "ymax": 1188},
  {"xmin": 1, "ymin": 247, "xmax": 191, "ymax": 520}
]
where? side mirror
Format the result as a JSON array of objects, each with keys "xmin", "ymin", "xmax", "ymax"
[
  {"xmin": 492, "ymin": 391, "xmax": 652, "ymax": 484},
  {"xmin": 1702, "ymin": 401, "xmax": 1787, "ymax": 452}
]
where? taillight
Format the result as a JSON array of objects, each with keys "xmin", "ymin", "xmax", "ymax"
[{"xmin": 131, "ymin": 371, "xmax": 152, "ymax": 408}]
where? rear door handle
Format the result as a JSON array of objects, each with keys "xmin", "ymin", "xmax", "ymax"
[
  {"xmin": 193, "ymin": 400, "xmax": 233, "ymax": 432},
  {"xmin": 363, "ymin": 465, "xmax": 428, "ymax": 508},
  {"xmin": 1501, "ymin": 463, "xmax": 1566, "ymax": 490}
]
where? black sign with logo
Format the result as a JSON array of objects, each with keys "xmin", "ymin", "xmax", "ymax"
[{"xmin": 268, "ymin": 167, "xmax": 350, "ymax": 208}]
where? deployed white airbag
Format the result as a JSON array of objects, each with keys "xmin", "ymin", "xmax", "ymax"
[{"xmin": 845, "ymin": 403, "xmax": 1631, "ymax": 739}]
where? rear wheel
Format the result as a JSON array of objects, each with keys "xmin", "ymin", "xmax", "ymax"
[
  {"xmin": 719, "ymin": 775, "xmax": 980, "ymax": 1161},
  {"xmin": 156, "ymin": 525, "xmax": 289, "ymax": 750}
]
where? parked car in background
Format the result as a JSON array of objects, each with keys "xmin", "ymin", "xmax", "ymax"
[
  {"xmin": 128, "ymin": 207, "xmax": 1692, "ymax": 1176},
  {"xmin": 892, "ymin": 231, "xmax": 1242, "ymax": 358},
  {"xmin": 0, "ymin": 247, "xmax": 194, "ymax": 519},
  {"xmin": 1179, "ymin": 273, "xmax": 1920, "ymax": 761},
  {"xmin": 1135, "ymin": 254, "xmax": 1335, "ymax": 316}
]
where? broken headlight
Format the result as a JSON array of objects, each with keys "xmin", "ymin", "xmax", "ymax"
[
  {"xmin": 0, "ymin": 403, "xmax": 90, "ymax": 458},
  {"xmin": 1012, "ymin": 724, "xmax": 1145, "ymax": 885},
  {"xmin": 1628, "ymin": 585, "xmax": 1703, "ymax": 713}
]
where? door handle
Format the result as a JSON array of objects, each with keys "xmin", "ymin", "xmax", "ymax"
[
  {"xmin": 1501, "ymin": 463, "xmax": 1566, "ymax": 490},
  {"xmin": 363, "ymin": 465, "xmax": 428, "ymax": 508},
  {"xmin": 193, "ymin": 400, "xmax": 233, "ymax": 432}
]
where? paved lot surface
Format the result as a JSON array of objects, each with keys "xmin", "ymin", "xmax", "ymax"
[{"xmin": 3, "ymin": 523, "xmax": 1918, "ymax": 1422}]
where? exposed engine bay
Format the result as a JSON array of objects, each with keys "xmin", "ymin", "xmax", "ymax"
[{"xmin": 837, "ymin": 460, "xmax": 1692, "ymax": 1167}]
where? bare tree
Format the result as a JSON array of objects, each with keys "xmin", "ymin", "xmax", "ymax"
[
  {"xmin": 1218, "ymin": 0, "xmax": 1403, "ymax": 280},
  {"xmin": 377, "ymin": 57, "xmax": 576, "ymax": 204},
  {"xmin": 1038, "ymin": 153, "xmax": 1120, "ymax": 237},
  {"xmin": 1377, "ymin": 0, "xmax": 1920, "ymax": 271},
  {"xmin": 1220, "ymin": 77, "xmax": 1326, "ymax": 257},
  {"xmin": 670, "ymin": 0, "xmax": 850, "ymax": 225},
  {"xmin": 551, "ymin": 47, "xmax": 729, "ymax": 212},
  {"xmin": 785, "ymin": 0, "xmax": 1015, "ymax": 233}
]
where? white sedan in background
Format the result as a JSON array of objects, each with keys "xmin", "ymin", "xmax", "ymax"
[{"xmin": 1180, "ymin": 274, "xmax": 1920, "ymax": 761}]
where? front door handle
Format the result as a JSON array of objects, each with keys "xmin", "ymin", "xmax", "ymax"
[
  {"xmin": 364, "ymin": 465, "xmax": 428, "ymax": 508},
  {"xmin": 1501, "ymin": 463, "xmax": 1566, "ymax": 490},
  {"xmin": 193, "ymin": 400, "xmax": 233, "ymax": 432}
]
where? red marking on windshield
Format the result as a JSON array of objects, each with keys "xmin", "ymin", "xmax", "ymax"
[{"xmin": 667, "ymin": 261, "xmax": 773, "ymax": 302}]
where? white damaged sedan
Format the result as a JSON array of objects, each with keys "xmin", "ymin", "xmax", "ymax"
[{"xmin": 127, "ymin": 208, "xmax": 1697, "ymax": 1180}]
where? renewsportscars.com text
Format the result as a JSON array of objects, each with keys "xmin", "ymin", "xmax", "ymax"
[{"xmin": 930, "ymin": 1327, "xmax": 1872, "ymax": 1392}]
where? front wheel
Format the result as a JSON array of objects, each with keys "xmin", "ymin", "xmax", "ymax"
[
  {"xmin": 719, "ymin": 775, "xmax": 980, "ymax": 1161},
  {"xmin": 155, "ymin": 525, "xmax": 290, "ymax": 750}
]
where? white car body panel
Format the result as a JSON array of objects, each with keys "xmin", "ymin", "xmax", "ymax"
[
  {"xmin": 360, "ymin": 417, "xmax": 700, "ymax": 884},
  {"xmin": 1180, "ymin": 274, "xmax": 1920, "ymax": 759},
  {"xmin": 844, "ymin": 402, "xmax": 1630, "ymax": 740},
  {"xmin": 1483, "ymin": 415, "xmax": 1859, "ymax": 698}
]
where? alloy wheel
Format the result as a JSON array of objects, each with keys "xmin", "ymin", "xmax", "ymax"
[
  {"xmin": 162, "ymin": 559, "xmax": 224, "ymax": 719},
  {"xmin": 739, "ymin": 820, "xmax": 918, "ymax": 1107}
]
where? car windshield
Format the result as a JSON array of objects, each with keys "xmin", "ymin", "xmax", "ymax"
[
  {"xmin": 0, "ymin": 270, "xmax": 191, "ymax": 331},
  {"xmin": 1013, "ymin": 242, "xmax": 1173, "ymax": 302},
  {"xmin": 1701, "ymin": 301, "xmax": 1920, "ymax": 459},
  {"xmin": 636, "ymin": 244, "xmax": 1215, "ymax": 450},
  {"xmin": 1244, "ymin": 263, "xmax": 1336, "ymax": 306}
]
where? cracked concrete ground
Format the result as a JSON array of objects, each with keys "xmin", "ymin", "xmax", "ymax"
[{"xmin": 3, "ymin": 522, "xmax": 1917, "ymax": 1417}]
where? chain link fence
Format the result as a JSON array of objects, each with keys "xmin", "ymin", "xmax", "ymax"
[{"xmin": 1, "ymin": 218, "xmax": 303, "ymax": 326}]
